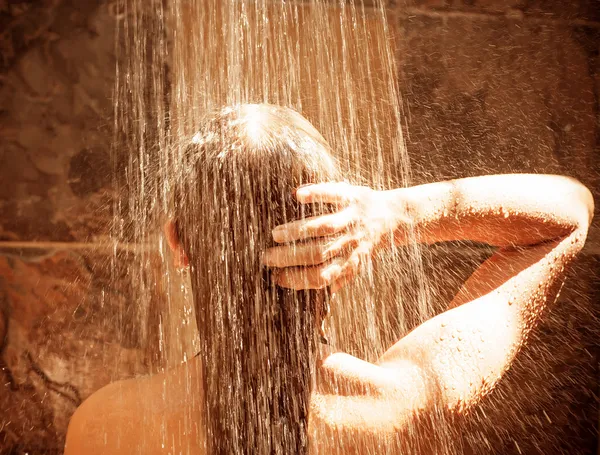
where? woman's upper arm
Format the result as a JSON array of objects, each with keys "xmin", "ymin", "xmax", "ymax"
[
  {"xmin": 379, "ymin": 222, "xmax": 587, "ymax": 413},
  {"xmin": 410, "ymin": 174, "xmax": 593, "ymax": 248}
]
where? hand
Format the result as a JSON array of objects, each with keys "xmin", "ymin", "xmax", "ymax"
[{"xmin": 262, "ymin": 182, "xmax": 408, "ymax": 293}]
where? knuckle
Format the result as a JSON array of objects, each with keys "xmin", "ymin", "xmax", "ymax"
[
  {"xmin": 319, "ymin": 247, "xmax": 331, "ymax": 262},
  {"xmin": 315, "ymin": 223, "xmax": 337, "ymax": 236},
  {"xmin": 330, "ymin": 219, "xmax": 345, "ymax": 232},
  {"xmin": 305, "ymin": 268, "xmax": 324, "ymax": 288},
  {"xmin": 347, "ymin": 234, "xmax": 362, "ymax": 248}
]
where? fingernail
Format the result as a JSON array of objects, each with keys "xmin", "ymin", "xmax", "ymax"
[
  {"xmin": 321, "ymin": 266, "xmax": 340, "ymax": 282},
  {"xmin": 271, "ymin": 227, "xmax": 282, "ymax": 240},
  {"xmin": 272, "ymin": 229, "xmax": 285, "ymax": 243}
]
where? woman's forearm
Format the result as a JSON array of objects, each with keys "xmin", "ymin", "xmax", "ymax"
[
  {"xmin": 264, "ymin": 175, "xmax": 593, "ymax": 292},
  {"xmin": 388, "ymin": 174, "xmax": 594, "ymax": 248}
]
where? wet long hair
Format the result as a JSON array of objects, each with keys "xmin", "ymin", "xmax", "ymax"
[{"xmin": 172, "ymin": 104, "xmax": 340, "ymax": 454}]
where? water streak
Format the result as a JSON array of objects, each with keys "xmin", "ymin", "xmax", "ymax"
[{"xmin": 113, "ymin": 0, "xmax": 432, "ymax": 451}]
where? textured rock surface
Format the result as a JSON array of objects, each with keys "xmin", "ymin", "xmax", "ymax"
[
  {"xmin": 0, "ymin": 0, "xmax": 116, "ymax": 242},
  {"xmin": 397, "ymin": 0, "xmax": 600, "ymax": 21},
  {"xmin": 397, "ymin": 15, "xmax": 598, "ymax": 185},
  {"xmin": 0, "ymin": 247, "xmax": 159, "ymax": 453}
]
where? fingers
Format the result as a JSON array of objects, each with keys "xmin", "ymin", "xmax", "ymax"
[
  {"xmin": 272, "ymin": 207, "xmax": 357, "ymax": 243},
  {"xmin": 262, "ymin": 243, "xmax": 323, "ymax": 268},
  {"xmin": 272, "ymin": 258, "xmax": 346, "ymax": 290},
  {"xmin": 327, "ymin": 243, "xmax": 373, "ymax": 293},
  {"xmin": 271, "ymin": 182, "xmax": 363, "ymax": 243},
  {"xmin": 330, "ymin": 275, "xmax": 354, "ymax": 294},
  {"xmin": 263, "ymin": 234, "xmax": 360, "ymax": 268},
  {"xmin": 295, "ymin": 182, "xmax": 355, "ymax": 205},
  {"xmin": 271, "ymin": 242, "xmax": 372, "ymax": 290}
]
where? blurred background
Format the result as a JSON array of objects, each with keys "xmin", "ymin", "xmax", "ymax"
[{"xmin": 0, "ymin": 0, "xmax": 599, "ymax": 453}]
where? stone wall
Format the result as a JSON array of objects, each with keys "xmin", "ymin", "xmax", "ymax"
[
  {"xmin": 0, "ymin": 0, "xmax": 116, "ymax": 243},
  {"xmin": 0, "ymin": 2, "xmax": 158, "ymax": 453},
  {"xmin": 0, "ymin": 0, "xmax": 598, "ymax": 453}
]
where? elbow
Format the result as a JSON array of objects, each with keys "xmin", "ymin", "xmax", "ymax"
[
  {"xmin": 563, "ymin": 177, "xmax": 594, "ymax": 230},
  {"xmin": 555, "ymin": 178, "xmax": 593, "ymax": 257},
  {"xmin": 580, "ymin": 183, "xmax": 594, "ymax": 228},
  {"xmin": 573, "ymin": 183, "xmax": 593, "ymax": 252}
]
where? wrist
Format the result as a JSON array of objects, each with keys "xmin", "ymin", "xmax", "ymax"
[{"xmin": 377, "ymin": 188, "xmax": 415, "ymax": 248}]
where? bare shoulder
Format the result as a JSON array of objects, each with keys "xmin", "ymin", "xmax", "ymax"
[
  {"xmin": 65, "ymin": 362, "xmax": 205, "ymax": 455},
  {"xmin": 65, "ymin": 375, "xmax": 154, "ymax": 454}
]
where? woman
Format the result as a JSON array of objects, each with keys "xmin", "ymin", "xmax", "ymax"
[{"xmin": 65, "ymin": 104, "xmax": 593, "ymax": 454}]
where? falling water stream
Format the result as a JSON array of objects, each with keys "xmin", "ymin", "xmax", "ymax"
[
  {"xmin": 108, "ymin": 0, "xmax": 444, "ymax": 452},
  {"xmin": 115, "ymin": 2, "xmax": 432, "ymax": 372},
  {"xmin": 113, "ymin": 0, "xmax": 471, "ymax": 453}
]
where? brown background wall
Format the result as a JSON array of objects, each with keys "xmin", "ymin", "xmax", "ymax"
[
  {"xmin": 0, "ymin": 0, "xmax": 598, "ymax": 453},
  {"xmin": 0, "ymin": 2, "xmax": 156, "ymax": 453}
]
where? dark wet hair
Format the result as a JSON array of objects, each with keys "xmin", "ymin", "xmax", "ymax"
[{"xmin": 172, "ymin": 104, "xmax": 340, "ymax": 454}]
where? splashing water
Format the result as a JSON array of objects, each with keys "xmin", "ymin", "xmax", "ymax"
[{"xmin": 112, "ymin": 0, "xmax": 436, "ymax": 452}]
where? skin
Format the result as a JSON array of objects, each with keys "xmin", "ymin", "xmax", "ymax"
[{"xmin": 65, "ymin": 174, "xmax": 593, "ymax": 454}]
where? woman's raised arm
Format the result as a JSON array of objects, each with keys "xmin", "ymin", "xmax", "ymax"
[
  {"xmin": 399, "ymin": 174, "xmax": 593, "ymax": 248},
  {"xmin": 265, "ymin": 175, "xmax": 593, "ymax": 433}
]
